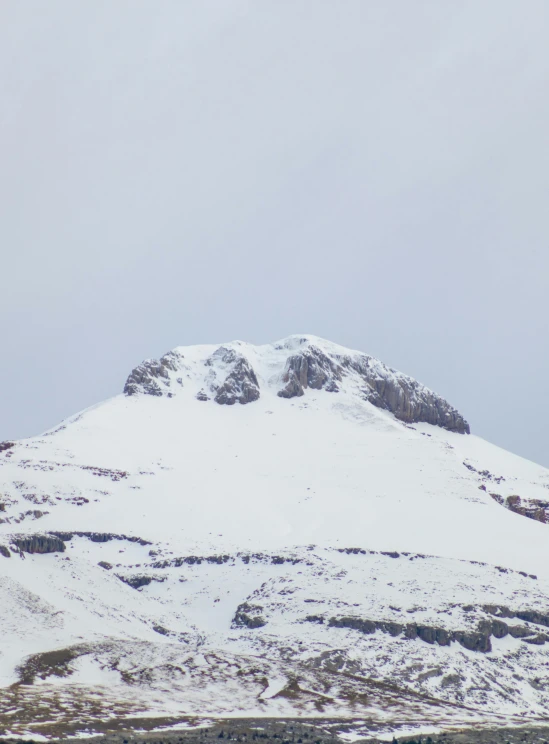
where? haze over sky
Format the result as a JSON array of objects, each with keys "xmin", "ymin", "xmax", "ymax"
[{"xmin": 1, "ymin": 1, "xmax": 548, "ymax": 466}]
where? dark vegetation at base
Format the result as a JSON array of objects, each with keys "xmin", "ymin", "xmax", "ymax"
[
  {"xmin": 4, "ymin": 722, "xmax": 549, "ymax": 744},
  {"xmin": 388, "ymin": 730, "xmax": 549, "ymax": 744},
  {"xmin": 0, "ymin": 718, "xmax": 341, "ymax": 744},
  {"xmin": 14, "ymin": 644, "xmax": 91, "ymax": 685}
]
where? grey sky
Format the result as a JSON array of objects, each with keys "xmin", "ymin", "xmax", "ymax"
[{"xmin": 1, "ymin": 1, "xmax": 548, "ymax": 466}]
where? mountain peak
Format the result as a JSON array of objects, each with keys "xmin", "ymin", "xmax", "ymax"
[
  {"xmin": 123, "ymin": 335, "xmax": 470, "ymax": 434},
  {"xmin": 4, "ymin": 337, "xmax": 549, "ymax": 732}
]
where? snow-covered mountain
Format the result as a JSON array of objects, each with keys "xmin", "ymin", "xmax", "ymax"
[{"xmin": 2, "ymin": 335, "xmax": 549, "ymax": 739}]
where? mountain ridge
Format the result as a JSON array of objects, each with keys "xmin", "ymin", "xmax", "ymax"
[{"xmin": 122, "ymin": 335, "xmax": 470, "ymax": 433}]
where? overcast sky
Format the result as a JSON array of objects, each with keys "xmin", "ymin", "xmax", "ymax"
[{"xmin": 1, "ymin": 1, "xmax": 548, "ymax": 466}]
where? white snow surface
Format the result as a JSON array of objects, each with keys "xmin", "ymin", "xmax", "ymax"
[{"xmin": 1, "ymin": 335, "xmax": 549, "ymax": 736}]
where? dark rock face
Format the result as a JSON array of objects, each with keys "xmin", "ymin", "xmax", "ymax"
[
  {"xmin": 51, "ymin": 530, "xmax": 152, "ymax": 546},
  {"xmin": 305, "ymin": 614, "xmax": 325, "ymax": 624},
  {"xmin": 152, "ymin": 552, "xmax": 302, "ymax": 568},
  {"xmin": 98, "ymin": 561, "xmax": 113, "ymax": 570},
  {"xmin": 232, "ymin": 602, "xmax": 267, "ymax": 629},
  {"xmin": 345, "ymin": 355, "xmax": 469, "ymax": 434},
  {"xmin": 0, "ymin": 545, "xmax": 11, "ymax": 558},
  {"xmin": 13, "ymin": 534, "xmax": 66, "ymax": 554},
  {"xmin": 213, "ymin": 354, "xmax": 260, "ymax": 405},
  {"xmin": 489, "ymin": 619, "xmax": 510, "ymax": 639},
  {"xmin": 504, "ymin": 494, "xmax": 549, "ymax": 523},
  {"xmin": 452, "ymin": 630, "xmax": 492, "ymax": 653},
  {"xmin": 508, "ymin": 624, "xmax": 537, "ymax": 638},
  {"xmin": 466, "ymin": 462, "xmax": 549, "ymax": 525},
  {"xmin": 124, "ymin": 350, "xmax": 183, "ymax": 397},
  {"xmin": 324, "ymin": 611, "xmax": 549, "ymax": 651},
  {"xmin": 0, "ymin": 441, "xmax": 15, "ymax": 453},
  {"xmin": 276, "ymin": 344, "xmax": 469, "ymax": 434},
  {"xmin": 278, "ymin": 347, "xmax": 342, "ymax": 398},
  {"xmin": 319, "ymin": 615, "xmax": 516, "ymax": 653},
  {"xmin": 516, "ymin": 609, "xmax": 549, "ymax": 627},
  {"xmin": 413, "ymin": 625, "xmax": 452, "ymax": 646},
  {"xmin": 117, "ymin": 574, "xmax": 165, "ymax": 590},
  {"xmin": 524, "ymin": 634, "xmax": 547, "ymax": 645},
  {"xmin": 328, "ymin": 616, "xmax": 377, "ymax": 634},
  {"xmin": 484, "ymin": 604, "xmax": 549, "ymax": 630},
  {"xmin": 152, "ymin": 554, "xmax": 232, "ymax": 568},
  {"xmin": 122, "ymin": 338, "xmax": 468, "ymax": 433}
]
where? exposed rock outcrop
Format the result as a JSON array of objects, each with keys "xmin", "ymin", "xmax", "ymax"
[
  {"xmin": 232, "ymin": 602, "xmax": 267, "ymax": 629},
  {"xmin": 122, "ymin": 336, "xmax": 468, "ymax": 433},
  {"xmin": 276, "ymin": 342, "xmax": 469, "ymax": 433},
  {"xmin": 504, "ymin": 494, "xmax": 548, "ymax": 523},
  {"xmin": 345, "ymin": 355, "xmax": 469, "ymax": 433},
  {"xmin": 51, "ymin": 531, "xmax": 152, "ymax": 546},
  {"xmin": 152, "ymin": 624, "xmax": 171, "ymax": 636},
  {"xmin": 464, "ymin": 462, "xmax": 549, "ymax": 525},
  {"xmin": 12, "ymin": 534, "xmax": 66, "ymax": 554},
  {"xmin": 213, "ymin": 354, "xmax": 260, "ymax": 406},
  {"xmin": 117, "ymin": 574, "xmax": 166, "ymax": 590},
  {"xmin": 312, "ymin": 613, "xmax": 547, "ymax": 653},
  {"xmin": 124, "ymin": 351, "xmax": 184, "ymax": 397},
  {"xmin": 278, "ymin": 347, "xmax": 342, "ymax": 398},
  {"xmin": 152, "ymin": 554, "xmax": 233, "ymax": 568},
  {"xmin": 151, "ymin": 552, "xmax": 303, "ymax": 569},
  {"xmin": 484, "ymin": 604, "xmax": 549, "ymax": 629}
]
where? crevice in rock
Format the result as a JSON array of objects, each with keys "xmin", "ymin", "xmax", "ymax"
[{"xmin": 278, "ymin": 347, "xmax": 342, "ymax": 399}]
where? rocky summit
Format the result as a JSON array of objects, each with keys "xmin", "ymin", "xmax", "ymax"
[
  {"xmin": 1, "ymin": 335, "xmax": 549, "ymax": 740},
  {"xmin": 123, "ymin": 335, "xmax": 470, "ymax": 433}
]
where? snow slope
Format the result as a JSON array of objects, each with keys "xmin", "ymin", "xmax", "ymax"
[{"xmin": 1, "ymin": 335, "xmax": 549, "ymax": 738}]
